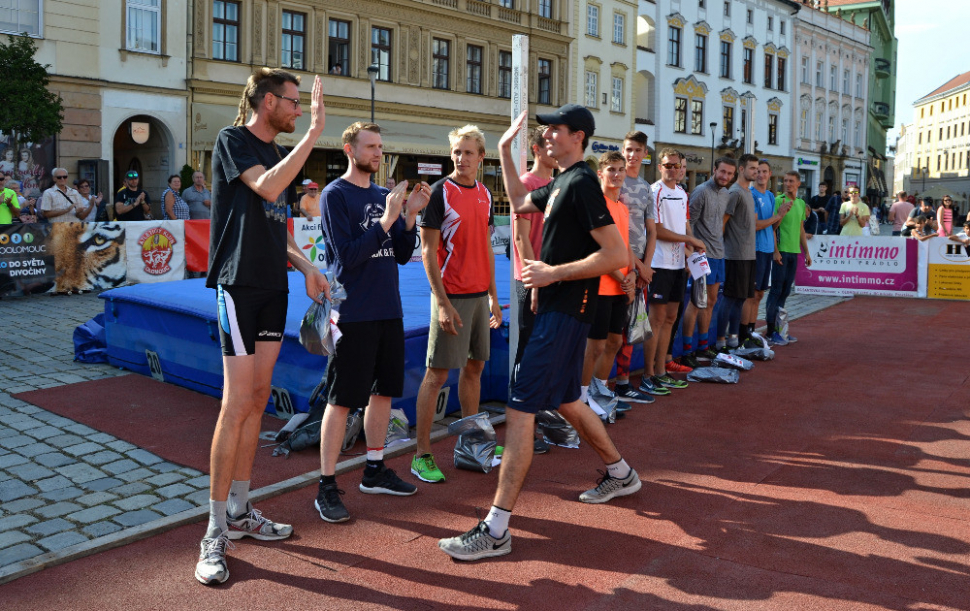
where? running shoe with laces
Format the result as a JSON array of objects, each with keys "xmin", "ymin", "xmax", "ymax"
[
  {"xmin": 615, "ymin": 399, "xmax": 633, "ymax": 413},
  {"xmin": 579, "ymin": 468, "xmax": 642, "ymax": 504},
  {"xmin": 697, "ymin": 347, "xmax": 720, "ymax": 361},
  {"xmin": 195, "ymin": 532, "xmax": 233, "ymax": 585},
  {"xmin": 679, "ymin": 353, "xmax": 701, "ymax": 369},
  {"xmin": 411, "ymin": 453, "xmax": 446, "ymax": 483},
  {"xmin": 741, "ymin": 337, "xmax": 763, "ymax": 350},
  {"xmin": 768, "ymin": 332, "xmax": 789, "ymax": 346},
  {"xmin": 665, "ymin": 359, "xmax": 693, "ymax": 373},
  {"xmin": 314, "ymin": 482, "xmax": 350, "ymax": 523},
  {"xmin": 785, "ymin": 334, "xmax": 798, "ymax": 344},
  {"xmin": 614, "ymin": 383, "xmax": 655, "ymax": 404},
  {"xmin": 637, "ymin": 377, "xmax": 670, "ymax": 396},
  {"xmin": 438, "ymin": 520, "xmax": 512, "ymax": 561},
  {"xmin": 654, "ymin": 374, "xmax": 688, "ymax": 390},
  {"xmin": 360, "ymin": 464, "xmax": 418, "ymax": 496},
  {"xmin": 533, "ymin": 436, "xmax": 550, "ymax": 454},
  {"xmin": 226, "ymin": 506, "xmax": 293, "ymax": 540}
]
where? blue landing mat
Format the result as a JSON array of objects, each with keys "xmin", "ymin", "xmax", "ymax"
[{"xmin": 100, "ymin": 259, "xmax": 512, "ymax": 424}]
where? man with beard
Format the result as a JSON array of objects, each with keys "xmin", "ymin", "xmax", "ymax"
[
  {"xmin": 197, "ymin": 68, "xmax": 331, "ymax": 586},
  {"xmin": 678, "ymin": 157, "xmax": 735, "ymax": 365},
  {"xmin": 313, "ymin": 122, "xmax": 432, "ymax": 522},
  {"xmin": 718, "ymin": 154, "xmax": 758, "ymax": 350}
]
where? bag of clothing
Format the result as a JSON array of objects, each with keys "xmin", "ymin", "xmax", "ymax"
[
  {"xmin": 448, "ymin": 412, "xmax": 497, "ymax": 473},
  {"xmin": 731, "ymin": 346, "xmax": 775, "ymax": 361},
  {"xmin": 536, "ymin": 410, "xmax": 581, "ymax": 449},
  {"xmin": 626, "ymin": 289, "xmax": 652, "ymax": 344},
  {"xmin": 777, "ymin": 307, "xmax": 790, "ymax": 340},
  {"xmin": 686, "ymin": 366, "xmax": 740, "ymax": 384},
  {"xmin": 385, "ymin": 408, "xmax": 410, "ymax": 448},
  {"xmin": 715, "ymin": 352, "xmax": 753, "ymax": 371},
  {"xmin": 299, "ymin": 273, "xmax": 346, "ymax": 356}
]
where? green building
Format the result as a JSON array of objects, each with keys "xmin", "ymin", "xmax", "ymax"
[{"xmin": 824, "ymin": 0, "xmax": 897, "ymax": 198}]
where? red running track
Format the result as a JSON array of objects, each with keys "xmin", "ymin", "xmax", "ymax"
[{"xmin": 3, "ymin": 297, "xmax": 970, "ymax": 610}]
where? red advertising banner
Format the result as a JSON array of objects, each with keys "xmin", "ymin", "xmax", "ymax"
[
  {"xmin": 183, "ymin": 220, "xmax": 210, "ymax": 272},
  {"xmin": 795, "ymin": 236, "xmax": 919, "ymax": 297}
]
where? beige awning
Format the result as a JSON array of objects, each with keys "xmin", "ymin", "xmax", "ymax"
[{"xmin": 190, "ymin": 103, "xmax": 505, "ymax": 157}]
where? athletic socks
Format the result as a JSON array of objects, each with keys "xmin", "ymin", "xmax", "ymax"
[
  {"xmin": 227, "ymin": 480, "xmax": 250, "ymax": 518},
  {"xmin": 682, "ymin": 341, "xmax": 693, "ymax": 355},
  {"xmin": 207, "ymin": 499, "xmax": 228, "ymax": 537},
  {"xmin": 365, "ymin": 448, "xmax": 385, "ymax": 475},
  {"xmin": 698, "ymin": 338, "xmax": 709, "ymax": 351},
  {"xmin": 607, "ymin": 458, "xmax": 632, "ymax": 480},
  {"xmin": 580, "ymin": 385, "xmax": 589, "ymax": 404},
  {"xmin": 484, "ymin": 505, "xmax": 512, "ymax": 538},
  {"xmin": 716, "ymin": 338, "xmax": 726, "ymax": 349},
  {"xmin": 727, "ymin": 334, "xmax": 739, "ymax": 348}
]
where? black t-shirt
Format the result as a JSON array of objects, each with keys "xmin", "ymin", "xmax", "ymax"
[
  {"xmin": 528, "ymin": 161, "xmax": 614, "ymax": 323},
  {"xmin": 114, "ymin": 188, "xmax": 150, "ymax": 221},
  {"xmin": 206, "ymin": 126, "xmax": 295, "ymax": 291},
  {"xmin": 808, "ymin": 194, "xmax": 828, "ymax": 210}
]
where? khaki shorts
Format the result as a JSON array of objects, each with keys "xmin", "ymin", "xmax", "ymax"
[{"xmin": 427, "ymin": 294, "xmax": 491, "ymax": 369}]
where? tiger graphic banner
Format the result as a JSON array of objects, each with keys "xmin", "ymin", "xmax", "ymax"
[
  {"xmin": 51, "ymin": 222, "xmax": 128, "ymax": 293},
  {"xmin": 125, "ymin": 221, "xmax": 185, "ymax": 284}
]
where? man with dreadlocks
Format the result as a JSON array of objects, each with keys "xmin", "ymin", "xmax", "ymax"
[{"xmin": 196, "ymin": 68, "xmax": 332, "ymax": 586}]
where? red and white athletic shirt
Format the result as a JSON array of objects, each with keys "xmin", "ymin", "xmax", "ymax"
[
  {"xmin": 650, "ymin": 180, "xmax": 690, "ymax": 270},
  {"xmin": 419, "ymin": 177, "xmax": 494, "ymax": 296}
]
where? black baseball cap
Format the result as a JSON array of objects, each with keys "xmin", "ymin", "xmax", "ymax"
[
  {"xmin": 536, "ymin": 103, "xmax": 595, "ymax": 139},
  {"xmin": 126, "ymin": 171, "xmax": 139, "ymax": 179}
]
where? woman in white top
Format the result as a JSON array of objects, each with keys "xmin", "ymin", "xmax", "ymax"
[{"xmin": 76, "ymin": 179, "xmax": 103, "ymax": 221}]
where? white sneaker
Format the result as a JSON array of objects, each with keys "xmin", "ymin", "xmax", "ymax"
[
  {"xmin": 579, "ymin": 468, "xmax": 642, "ymax": 504},
  {"xmin": 195, "ymin": 533, "xmax": 233, "ymax": 585}
]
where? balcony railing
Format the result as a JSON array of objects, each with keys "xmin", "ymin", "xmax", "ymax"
[
  {"xmin": 875, "ymin": 58, "xmax": 890, "ymax": 77},
  {"xmin": 872, "ymin": 101, "xmax": 890, "ymax": 117},
  {"xmin": 466, "ymin": 0, "xmax": 490, "ymax": 17},
  {"xmin": 431, "ymin": 0, "xmax": 458, "ymax": 7},
  {"xmin": 497, "ymin": 6, "xmax": 521, "ymax": 24},
  {"xmin": 537, "ymin": 16, "xmax": 559, "ymax": 32}
]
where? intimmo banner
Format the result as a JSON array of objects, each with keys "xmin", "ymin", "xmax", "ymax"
[{"xmin": 795, "ymin": 236, "xmax": 920, "ymax": 297}]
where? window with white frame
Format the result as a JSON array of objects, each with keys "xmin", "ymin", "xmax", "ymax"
[
  {"xmin": 723, "ymin": 2, "xmax": 730, "ymax": 17},
  {"xmin": 587, "ymin": 4, "xmax": 599, "ymax": 37},
  {"xmin": 767, "ymin": 16, "xmax": 773, "ymax": 31},
  {"xmin": 585, "ymin": 71, "xmax": 598, "ymax": 107},
  {"xmin": 691, "ymin": 99, "xmax": 704, "ymax": 134},
  {"xmin": 0, "ymin": 0, "xmax": 42, "ymax": 36},
  {"xmin": 719, "ymin": 40, "xmax": 731, "ymax": 78},
  {"xmin": 538, "ymin": 58, "xmax": 552, "ymax": 104},
  {"xmin": 498, "ymin": 50, "xmax": 512, "ymax": 98},
  {"xmin": 799, "ymin": 108, "xmax": 808, "ymax": 139},
  {"xmin": 675, "ymin": 97, "xmax": 688, "ymax": 133},
  {"xmin": 829, "ymin": 65, "xmax": 836, "ymax": 90},
  {"xmin": 780, "ymin": 20, "xmax": 785, "ymax": 35},
  {"xmin": 611, "ymin": 77, "xmax": 623, "ymax": 111},
  {"xmin": 855, "ymin": 73, "xmax": 863, "ymax": 97},
  {"xmin": 816, "ymin": 61, "xmax": 822, "ymax": 87},
  {"xmin": 613, "ymin": 13, "xmax": 624, "ymax": 44},
  {"xmin": 828, "ymin": 115, "xmax": 834, "ymax": 141},
  {"xmin": 801, "ymin": 57, "xmax": 809, "ymax": 84},
  {"xmin": 127, "ymin": 0, "xmax": 161, "ymax": 53},
  {"xmin": 466, "ymin": 45, "xmax": 483, "ymax": 94},
  {"xmin": 282, "ymin": 11, "xmax": 305, "ymax": 70},
  {"xmin": 213, "ymin": 1, "xmax": 240, "ymax": 62},
  {"xmin": 695, "ymin": 33, "xmax": 707, "ymax": 72},
  {"xmin": 843, "ymin": 69, "xmax": 849, "ymax": 94},
  {"xmin": 768, "ymin": 113, "xmax": 778, "ymax": 145},
  {"xmin": 538, "ymin": 0, "xmax": 552, "ymax": 18},
  {"xmin": 722, "ymin": 105, "xmax": 734, "ymax": 136},
  {"xmin": 746, "ymin": 9, "xmax": 752, "ymax": 24},
  {"xmin": 815, "ymin": 110, "xmax": 823, "ymax": 140},
  {"xmin": 432, "ymin": 38, "xmax": 450, "ymax": 90},
  {"xmin": 668, "ymin": 26, "xmax": 682, "ymax": 67}
]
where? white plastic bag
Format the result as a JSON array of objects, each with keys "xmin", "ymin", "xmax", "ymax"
[
  {"xmin": 299, "ymin": 273, "xmax": 347, "ymax": 356},
  {"xmin": 626, "ymin": 289, "xmax": 652, "ymax": 344}
]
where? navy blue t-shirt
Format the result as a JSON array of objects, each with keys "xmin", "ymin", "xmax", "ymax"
[{"xmin": 319, "ymin": 178, "xmax": 418, "ymax": 323}]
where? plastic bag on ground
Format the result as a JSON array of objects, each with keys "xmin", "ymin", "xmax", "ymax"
[
  {"xmin": 272, "ymin": 406, "xmax": 362, "ymax": 458},
  {"xmin": 731, "ymin": 346, "xmax": 775, "ymax": 361},
  {"xmin": 299, "ymin": 273, "xmax": 347, "ymax": 356},
  {"xmin": 385, "ymin": 408, "xmax": 410, "ymax": 448},
  {"xmin": 715, "ymin": 352, "xmax": 754, "ymax": 371},
  {"xmin": 747, "ymin": 331, "xmax": 769, "ymax": 350},
  {"xmin": 448, "ymin": 412, "xmax": 497, "ymax": 473},
  {"xmin": 686, "ymin": 366, "xmax": 740, "ymax": 384},
  {"xmin": 536, "ymin": 410, "xmax": 581, "ymax": 449},
  {"xmin": 626, "ymin": 289, "xmax": 652, "ymax": 344}
]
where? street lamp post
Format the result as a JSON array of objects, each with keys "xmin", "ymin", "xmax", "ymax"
[
  {"xmin": 709, "ymin": 122, "xmax": 717, "ymax": 175},
  {"xmin": 367, "ymin": 64, "xmax": 380, "ymax": 123}
]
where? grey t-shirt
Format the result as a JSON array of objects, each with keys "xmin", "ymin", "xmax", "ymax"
[
  {"xmin": 619, "ymin": 175, "xmax": 656, "ymax": 259},
  {"xmin": 724, "ymin": 183, "xmax": 756, "ymax": 261},
  {"xmin": 182, "ymin": 185, "xmax": 212, "ymax": 220},
  {"xmin": 688, "ymin": 179, "xmax": 728, "ymax": 260}
]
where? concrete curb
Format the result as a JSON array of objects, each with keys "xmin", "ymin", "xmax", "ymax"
[{"xmin": 0, "ymin": 410, "xmax": 506, "ymax": 585}]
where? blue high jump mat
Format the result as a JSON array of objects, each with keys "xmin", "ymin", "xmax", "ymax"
[{"xmin": 100, "ymin": 258, "xmax": 512, "ymax": 424}]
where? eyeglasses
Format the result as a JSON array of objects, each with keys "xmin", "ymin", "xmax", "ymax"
[
  {"xmin": 270, "ymin": 92, "xmax": 301, "ymax": 109},
  {"xmin": 54, "ymin": 175, "xmax": 68, "ymax": 180},
  {"xmin": 661, "ymin": 163, "xmax": 679, "ymax": 169}
]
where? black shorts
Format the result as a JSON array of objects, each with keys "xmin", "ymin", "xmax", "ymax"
[
  {"xmin": 589, "ymin": 295, "xmax": 629, "ymax": 340},
  {"xmin": 325, "ymin": 318, "xmax": 405, "ymax": 410},
  {"xmin": 217, "ymin": 285, "xmax": 287, "ymax": 357},
  {"xmin": 647, "ymin": 268, "xmax": 687, "ymax": 304},
  {"xmin": 724, "ymin": 259, "xmax": 757, "ymax": 299},
  {"xmin": 508, "ymin": 311, "xmax": 588, "ymax": 414}
]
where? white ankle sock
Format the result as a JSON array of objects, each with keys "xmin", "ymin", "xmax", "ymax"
[
  {"xmin": 484, "ymin": 505, "xmax": 511, "ymax": 538},
  {"xmin": 607, "ymin": 458, "xmax": 631, "ymax": 479},
  {"xmin": 227, "ymin": 480, "xmax": 250, "ymax": 518},
  {"xmin": 580, "ymin": 385, "xmax": 589, "ymax": 403},
  {"xmin": 207, "ymin": 500, "xmax": 228, "ymax": 537}
]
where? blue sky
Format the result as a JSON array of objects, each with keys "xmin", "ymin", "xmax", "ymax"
[{"xmin": 887, "ymin": 0, "xmax": 967, "ymax": 149}]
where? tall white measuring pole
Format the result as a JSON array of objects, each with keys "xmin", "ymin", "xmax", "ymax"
[{"xmin": 508, "ymin": 34, "xmax": 529, "ymax": 386}]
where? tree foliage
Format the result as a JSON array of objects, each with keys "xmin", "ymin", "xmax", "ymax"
[{"xmin": 0, "ymin": 35, "xmax": 64, "ymax": 143}]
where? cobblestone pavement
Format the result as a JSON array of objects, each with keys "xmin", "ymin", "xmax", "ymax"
[{"xmin": 0, "ymin": 288, "xmax": 848, "ymax": 577}]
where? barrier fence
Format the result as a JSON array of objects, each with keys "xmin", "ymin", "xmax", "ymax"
[{"xmin": 3, "ymin": 222, "xmax": 968, "ymax": 301}]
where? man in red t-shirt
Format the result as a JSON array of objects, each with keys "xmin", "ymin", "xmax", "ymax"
[{"xmin": 413, "ymin": 125, "xmax": 502, "ymax": 484}]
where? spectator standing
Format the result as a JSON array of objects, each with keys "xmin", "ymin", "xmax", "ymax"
[
  {"xmin": 838, "ymin": 187, "xmax": 869, "ymax": 236},
  {"xmin": 8, "ymin": 179, "xmax": 38, "ymax": 223},
  {"xmin": 114, "ymin": 171, "xmax": 152, "ymax": 221},
  {"xmin": 888, "ymin": 191, "xmax": 914, "ymax": 236},
  {"xmin": 300, "ymin": 182, "xmax": 321, "ymax": 222},
  {"xmin": 765, "ymin": 172, "xmax": 812, "ymax": 345},
  {"xmin": 40, "ymin": 168, "xmax": 84, "ymax": 222},
  {"xmin": 182, "ymin": 171, "xmax": 212, "ymax": 220},
  {"xmin": 75, "ymin": 179, "xmax": 102, "ymax": 221},
  {"xmin": 825, "ymin": 190, "xmax": 842, "ymax": 235},
  {"xmin": 937, "ymin": 196, "xmax": 955, "ymax": 237},
  {"xmin": 0, "ymin": 174, "xmax": 20, "ymax": 224},
  {"xmin": 808, "ymin": 183, "xmax": 830, "ymax": 226},
  {"xmin": 719, "ymin": 154, "xmax": 759, "ymax": 349},
  {"xmin": 162, "ymin": 175, "xmax": 191, "ymax": 220},
  {"xmin": 744, "ymin": 160, "xmax": 790, "ymax": 348}
]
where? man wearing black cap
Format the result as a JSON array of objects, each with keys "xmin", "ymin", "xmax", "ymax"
[
  {"xmin": 114, "ymin": 171, "xmax": 152, "ymax": 221},
  {"xmin": 438, "ymin": 104, "xmax": 638, "ymax": 562}
]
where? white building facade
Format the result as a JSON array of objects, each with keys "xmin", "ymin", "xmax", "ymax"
[
  {"xmin": 791, "ymin": 4, "xmax": 871, "ymax": 199},
  {"xmin": 636, "ymin": 0, "xmax": 800, "ymax": 190},
  {"xmin": 572, "ymin": 0, "xmax": 638, "ymax": 162},
  {"xmin": 893, "ymin": 122, "xmax": 914, "ymax": 196}
]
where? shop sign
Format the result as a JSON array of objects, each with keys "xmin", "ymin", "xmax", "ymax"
[
  {"xmin": 418, "ymin": 163, "xmax": 443, "ymax": 175},
  {"xmin": 591, "ymin": 141, "xmax": 620, "ymax": 153},
  {"xmin": 797, "ymin": 158, "xmax": 819, "ymax": 166}
]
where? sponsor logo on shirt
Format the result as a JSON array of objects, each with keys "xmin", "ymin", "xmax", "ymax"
[{"xmin": 544, "ymin": 188, "xmax": 560, "ymax": 220}]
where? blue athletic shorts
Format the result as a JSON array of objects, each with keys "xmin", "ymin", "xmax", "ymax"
[
  {"xmin": 508, "ymin": 310, "xmax": 589, "ymax": 414},
  {"xmin": 755, "ymin": 251, "xmax": 773, "ymax": 292},
  {"xmin": 706, "ymin": 257, "xmax": 725, "ymax": 285}
]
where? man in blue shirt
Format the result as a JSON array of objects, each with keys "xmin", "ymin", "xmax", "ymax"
[
  {"xmin": 743, "ymin": 161, "xmax": 790, "ymax": 348},
  {"xmin": 315, "ymin": 121, "xmax": 432, "ymax": 523}
]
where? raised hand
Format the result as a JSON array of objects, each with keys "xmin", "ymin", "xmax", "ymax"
[
  {"xmin": 405, "ymin": 181, "xmax": 432, "ymax": 216},
  {"xmin": 310, "ymin": 75, "xmax": 326, "ymax": 134},
  {"xmin": 499, "ymin": 111, "xmax": 529, "ymax": 152},
  {"xmin": 381, "ymin": 180, "xmax": 409, "ymax": 227}
]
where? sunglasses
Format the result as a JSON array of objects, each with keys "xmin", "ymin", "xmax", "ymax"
[
  {"xmin": 847, "ymin": 190, "xmax": 859, "ymax": 194},
  {"xmin": 54, "ymin": 175, "xmax": 68, "ymax": 180},
  {"xmin": 661, "ymin": 163, "xmax": 680, "ymax": 169}
]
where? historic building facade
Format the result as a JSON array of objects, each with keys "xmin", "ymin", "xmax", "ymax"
[{"xmin": 791, "ymin": 2, "xmax": 870, "ymax": 199}]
